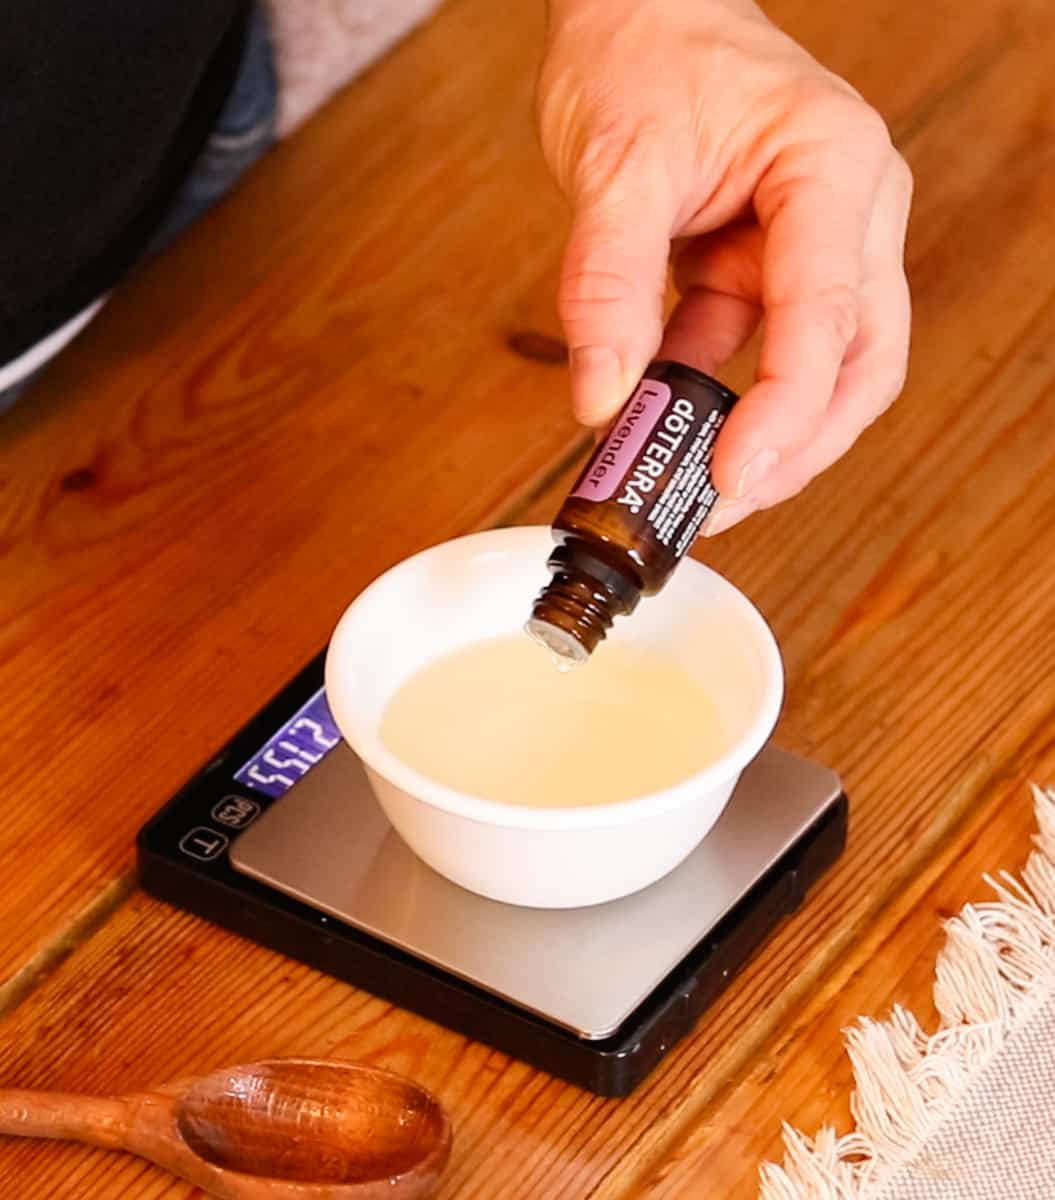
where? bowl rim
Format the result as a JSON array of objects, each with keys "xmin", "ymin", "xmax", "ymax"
[{"xmin": 324, "ymin": 526, "xmax": 785, "ymax": 831}]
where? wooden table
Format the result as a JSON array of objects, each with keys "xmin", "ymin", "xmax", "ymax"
[{"xmin": 2, "ymin": 0, "xmax": 1055, "ymax": 1195}]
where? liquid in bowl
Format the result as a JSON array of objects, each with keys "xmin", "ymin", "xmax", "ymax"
[{"xmin": 379, "ymin": 633, "xmax": 731, "ymax": 809}]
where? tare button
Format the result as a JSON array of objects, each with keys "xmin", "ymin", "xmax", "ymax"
[{"xmin": 178, "ymin": 827, "xmax": 230, "ymax": 862}]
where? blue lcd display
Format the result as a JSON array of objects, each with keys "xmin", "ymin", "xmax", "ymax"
[{"xmin": 234, "ymin": 688, "xmax": 342, "ymax": 798}]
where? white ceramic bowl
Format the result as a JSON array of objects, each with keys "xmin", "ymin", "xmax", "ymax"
[{"xmin": 325, "ymin": 526, "xmax": 783, "ymax": 908}]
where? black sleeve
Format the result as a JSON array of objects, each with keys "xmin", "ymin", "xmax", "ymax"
[{"xmin": 0, "ymin": 1, "xmax": 249, "ymax": 361}]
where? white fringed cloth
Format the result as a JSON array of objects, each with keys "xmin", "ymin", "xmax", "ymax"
[{"xmin": 761, "ymin": 787, "xmax": 1055, "ymax": 1200}]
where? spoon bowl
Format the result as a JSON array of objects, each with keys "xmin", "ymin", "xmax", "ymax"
[{"xmin": 176, "ymin": 1059, "xmax": 451, "ymax": 1186}]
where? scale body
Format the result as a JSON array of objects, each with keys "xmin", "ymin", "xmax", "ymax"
[{"xmin": 138, "ymin": 651, "xmax": 847, "ymax": 1097}]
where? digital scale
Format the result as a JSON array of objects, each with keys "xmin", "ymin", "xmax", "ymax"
[{"xmin": 139, "ymin": 651, "xmax": 847, "ymax": 1097}]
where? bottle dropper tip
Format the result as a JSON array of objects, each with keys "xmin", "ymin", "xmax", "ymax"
[{"xmin": 524, "ymin": 618, "xmax": 589, "ymax": 669}]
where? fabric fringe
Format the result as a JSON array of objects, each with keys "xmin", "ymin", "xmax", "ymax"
[{"xmin": 759, "ymin": 785, "xmax": 1055, "ymax": 1200}]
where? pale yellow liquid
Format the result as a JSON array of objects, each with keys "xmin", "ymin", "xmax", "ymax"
[{"xmin": 380, "ymin": 634, "xmax": 730, "ymax": 808}]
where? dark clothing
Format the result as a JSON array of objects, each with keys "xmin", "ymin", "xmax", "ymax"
[{"xmin": 0, "ymin": 2, "xmax": 250, "ymax": 361}]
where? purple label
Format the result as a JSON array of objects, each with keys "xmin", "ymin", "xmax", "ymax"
[{"xmin": 571, "ymin": 379, "xmax": 672, "ymax": 502}]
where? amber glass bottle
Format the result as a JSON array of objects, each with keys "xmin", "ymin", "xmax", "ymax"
[{"xmin": 527, "ymin": 360, "xmax": 739, "ymax": 662}]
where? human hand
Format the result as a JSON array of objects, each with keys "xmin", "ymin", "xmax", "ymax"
[{"xmin": 537, "ymin": 0, "xmax": 912, "ymax": 533}]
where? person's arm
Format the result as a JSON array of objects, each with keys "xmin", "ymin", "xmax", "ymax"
[{"xmin": 537, "ymin": 0, "xmax": 912, "ymax": 533}]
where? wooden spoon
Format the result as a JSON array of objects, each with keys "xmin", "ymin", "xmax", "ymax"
[{"xmin": 0, "ymin": 1057, "xmax": 452, "ymax": 1199}]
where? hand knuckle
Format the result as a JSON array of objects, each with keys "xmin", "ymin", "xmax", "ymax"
[
  {"xmin": 850, "ymin": 361, "xmax": 908, "ymax": 436},
  {"xmin": 785, "ymin": 79, "xmax": 837, "ymax": 124},
  {"xmin": 812, "ymin": 283, "xmax": 860, "ymax": 348},
  {"xmin": 891, "ymin": 152, "xmax": 914, "ymax": 199},
  {"xmin": 559, "ymin": 266, "xmax": 638, "ymax": 314},
  {"xmin": 879, "ymin": 360, "xmax": 909, "ymax": 413},
  {"xmin": 852, "ymin": 103, "xmax": 895, "ymax": 157},
  {"xmin": 795, "ymin": 86, "xmax": 893, "ymax": 158},
  {"xmin": 578, "ymin": 109, "xmax": 643, "ymax": 165}
]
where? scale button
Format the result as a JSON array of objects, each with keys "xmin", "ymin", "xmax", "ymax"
[
  {"xmin": 179, "ymin": 827, "xmax": 230, "ymax": 862},
  {"xmin": 211, "ymin": 795, "xmax": 261, "ymax": 830}
]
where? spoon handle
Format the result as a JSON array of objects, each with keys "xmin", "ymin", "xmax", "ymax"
[{"xmin": 0, "ymin": 1090, "xmax": 131, "ymax": 1151}]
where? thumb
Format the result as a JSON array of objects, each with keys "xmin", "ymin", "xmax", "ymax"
[{"xmin": 558, "ymin": 178, "xmax": 672, "ymax": 427}]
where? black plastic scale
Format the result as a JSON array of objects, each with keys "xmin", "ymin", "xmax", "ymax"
[{"xmin": 138, "ymin": 651, "xmax": 847, "ymax": 1098}]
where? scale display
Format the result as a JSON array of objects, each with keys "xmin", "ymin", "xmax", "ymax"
[{"xmin": 234, "ymin": 688, "xmax": 341, "ymax": 799}]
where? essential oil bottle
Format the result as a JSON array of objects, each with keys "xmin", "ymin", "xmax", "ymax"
[{"xmin": 527, "ymin": 360, "xmax": 739, "ymax": 662}]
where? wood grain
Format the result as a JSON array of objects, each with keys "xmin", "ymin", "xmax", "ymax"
[
  {"xmin": 2, "ymin": 0, "xmax": 1055, "ymax": 1197},
  {"xmin": 0, "ymin": 0, "xmax": 582, "ymax": 993}
]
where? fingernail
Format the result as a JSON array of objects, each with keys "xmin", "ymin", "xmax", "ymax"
[
  {"xmin": 569, "ymin": 346, "xmax": 625, "ymax": 425},
  {"xmin": 700, "ymin": 497, "xmax": 759, "ymax": 538},
  {"xmin": 736, "ymin": 449, "xmax": 779, "ymax": 500}
]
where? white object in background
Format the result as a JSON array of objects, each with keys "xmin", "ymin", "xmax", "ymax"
[
  {"xmin": 266, "ymin": 0, "xmax": 444, "ymax": 137},
  {"xmin": 325, "ymin": 526, "xmax": 784, "ymax": 909},
  {"xmin": 0, "ymin": 298, "xmax": 107, "ymax": 393}
]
